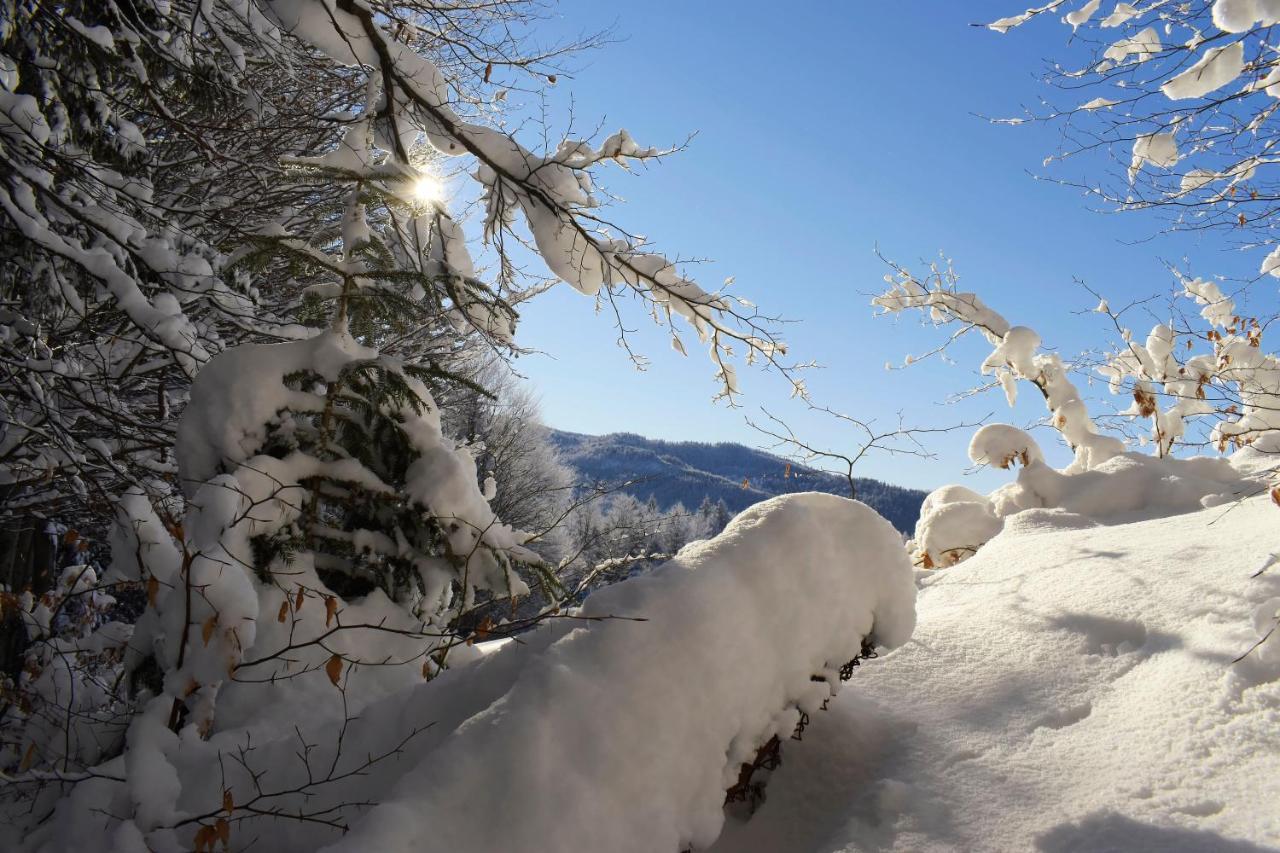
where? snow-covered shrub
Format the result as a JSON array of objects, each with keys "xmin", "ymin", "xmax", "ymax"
[
  {"xmin": 880, "ymin": 265, "xmax": 1265, "ymax": 568},
  {"xmin": 0, "ymin": 541, "xmax": 135, "ymax": 775},
  {"xmin": 912, "ymin": 490, "xmax": 1004, "ymax": 569},
  {"xmin": 108, "ymin": 108, "xmax": 552, "ymax": 751},
  {"xmin": 17, "ymin": 493, "xmax": 915, "ymax": 853},
  {"xmin": 968, "ymin": 424, "xmax": 1044, "ymax": 469},
  {"xmin": 875, "ymin": 265, "xmax": 1124, "ymax": 474},
  {"xmin": 1096, "ymin": 278, "xmax": 1280, "ymax": 458}
]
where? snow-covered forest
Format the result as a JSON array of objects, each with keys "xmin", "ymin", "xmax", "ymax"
[{"xmin": 0, "ymin": 1, "xmax": 1278, "ymax": 851}]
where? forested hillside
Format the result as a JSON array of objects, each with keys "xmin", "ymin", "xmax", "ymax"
[{"xmin": 550, "ymin": 431, "xmax": 926, "ymax": 533}]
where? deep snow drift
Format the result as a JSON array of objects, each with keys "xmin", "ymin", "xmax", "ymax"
[{"xmin": 710, "ymin": 492, "xmax": 1280, "ymax": 853}]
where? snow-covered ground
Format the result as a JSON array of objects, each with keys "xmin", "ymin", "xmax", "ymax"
[{"xmin": 712, "ymin": 495, "xmax": 1280, "ymax": 853}]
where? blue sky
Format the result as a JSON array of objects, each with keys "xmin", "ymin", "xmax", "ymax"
[{"xmin": 502, "ymin": 1, "xmax": 1267, "ymax": 492}]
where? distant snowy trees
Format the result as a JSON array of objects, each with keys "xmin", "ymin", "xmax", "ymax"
[
  {"xmin": 441, "ymin": 358, "xmax": 578, "ymax": 563},
  {"xmin": 557, "ymin": 492, "xmax": 733, "ymax": 594}
]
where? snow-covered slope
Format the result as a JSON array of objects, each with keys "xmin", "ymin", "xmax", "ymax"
[
  {"xmin": 549, "ymin": 430, "xmax": 927, "ymax": 533},
  {"xmin": 712, "ymin": 496, "xmax": 1280, "ymax": 853}
]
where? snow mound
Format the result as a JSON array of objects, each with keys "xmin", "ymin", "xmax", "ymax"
[
  {"xmin": 968, "ymin": 423, "xmax": 1044, "ymax": 469},
  {"xmin": 325, "ymin": 493, "xmax": 916, "ymax": 853},
  {"xmin": 993, "ymin": 452, "xmax": 1251, "ymax": 521},
  {"xmin": 913, "ymin": 446, "xmax": 1256, "ymax": 568},
  {"xmin": 712, "ymin": 494, "xmax": 1280, "ymax": 852},
  {"xmin": 914, "ymin": 497, "xmax": 1004, "ymax": 568}
]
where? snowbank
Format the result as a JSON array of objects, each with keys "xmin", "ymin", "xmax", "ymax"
[
  {"xmin": 711, "ymin": 494, "xmax": 1280, "ymax": 852},
  {"xmin": 913, "ymin": 426, "xmax": 1255, "ymax": 568}
]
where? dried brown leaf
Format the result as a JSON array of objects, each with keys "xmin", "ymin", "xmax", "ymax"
[{"xmin": 325, "ymin": 654, "xmax": 343, "ymax": 687}]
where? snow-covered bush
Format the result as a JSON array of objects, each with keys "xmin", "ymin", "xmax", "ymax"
[
  {"xmin": 1096, "ymin": 278, "xmax": 1280, "ymax": 458},
  {"xmin": 912, "ymin": 489, "xmax": 1004, "ymax": 569},
  {"xmin": 968, "ymin": 424, "xmax": 1044, "ymax": 470},
  {"xmin": 80, "ymin": 95, "xmax": 558, "ymax": 776},
  {"xmin": 0, "ymin": 532, "xmax": 137, "ymax": 776},
  {"xmin": 875, "ymin": 264, "xmax": 1125, "ymax": 475},
  {"xmin": 16, "ymin": 493, "xmax": 915, "ymax": 853},
  {"xmin": 878, "ymin": 264, "xmax": 1263, "ymax": 568}
]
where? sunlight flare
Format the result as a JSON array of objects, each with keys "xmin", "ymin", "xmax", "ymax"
[{"xmin": 409, "ymin": 170, "xmax": 446, "ymax": 208}]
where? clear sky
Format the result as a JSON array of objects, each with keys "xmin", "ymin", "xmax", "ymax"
[{"xmin": 501, "ymin": 1, "xmax": 1269, "ymax": 492}]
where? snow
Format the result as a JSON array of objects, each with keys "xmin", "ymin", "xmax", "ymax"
[
  {"xmin": 1079, "ymin": 96, "xmax": 1117, "ymax": 109},
  {"xmin": 13, "ymin": 493, "xmax": 917, "ymax": 853},
  {"xmin": 1161, "ymin": 42, "xmax": 1245, "ymax": 100},
  {"xmin": 1181, "ymin": 168, "xmax": 1220, "ymax": 193},
  {"xmin": 1256, "ymin": 64, "xmax": 1280, "ymax": 97},
  {"xmin": 876, "ymin": 273, "xmax": 1124, "ymax": 473},
  {"xmin": 913, "ymin": 496, "xmax": 1004, "ymax": 568},
  {"xmin": 709, "ymin": 493, "xmax": 1280, "ymax": 853},
  {"xmin": 1214, "ymin": 0, "xmax": 1280, "ymax": 32},
  {"xmin": 968, "ymin": 423, "xmax": 1045, "ymax": 469},
  {"xmin": 1262, "ymin": 244, "xmax": 1280, "ymax": 276},
  {"xmin": 981, "ymin": 324, "xmax": 1040, "ymax": 378},
  {"xmin": 1103, "ymin": 26, "xmax": 1162, "ymax": 64},
  {"xmin": 1064, "ymin": 0, "xmax": 1102, "ymax": 29},
  {"xmin": 1130, "ymin": 131, "xmax": 1179, "ymax": 180},
  {"xmin": 175, "ymin": 331, "xmax": 377, "ymax": 492},
  {"xmin": 259, "ymin": 0, "xmax": 760, "ymax": 396},
  {"xmin": 910, "ymin": 393, "xmax": 1254, "ymax": 570},
  {"xmin": 990, "ymin": 452, "xmax": 1250, "ymax": 521},
  {"xmin": 323, "ymin": 493, "xmax": 915, "ymax": 853},
  {"xmin": 8, "ymin": 3, "xmax": 1280, "ymax": 850},
  {"xmin": 1098, "ymin": 277, "xmax": 1280, "ymax": 455},
  {"xmin": 988, "ymin": 2, "xmax": 1069, "ymax": 34},
  {"xmin": 1101, "ymin": 3, "xmax": 1140, "ymax": 27}
]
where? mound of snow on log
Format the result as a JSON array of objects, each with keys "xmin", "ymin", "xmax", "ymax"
[{"xmin": 326, "ymin": 493, "xmax": 915, "ymax": 853}]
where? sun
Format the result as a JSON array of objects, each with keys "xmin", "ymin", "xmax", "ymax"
[{"xmin": 409, "ymin": 171, "xmax": 446, "ymax": 208}]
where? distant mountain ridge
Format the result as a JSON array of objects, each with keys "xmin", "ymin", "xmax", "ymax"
[{"xmin": 548, "ymin": 430, "xmax": 926, "ymax": 534}]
